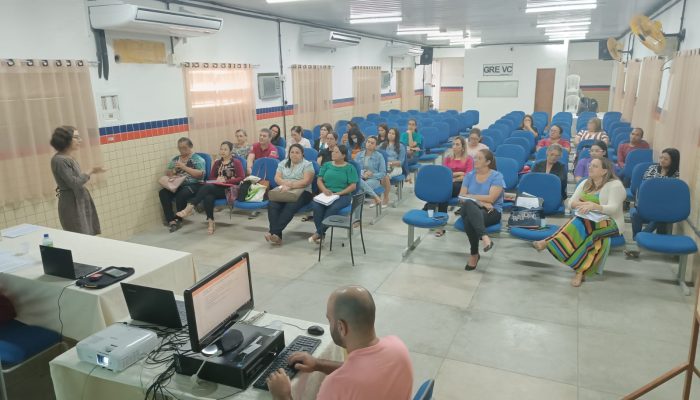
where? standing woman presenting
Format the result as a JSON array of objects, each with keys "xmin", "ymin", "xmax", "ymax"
[{"xmin": 50, "ymin": 126, "xmax": 105, "ymax": 235}]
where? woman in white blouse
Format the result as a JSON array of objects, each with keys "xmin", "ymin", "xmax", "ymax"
[
  {"xmin": 287, "ymin": 125, "xmax": 312, "ymax": 150},
  {"xmin": 465, "ymin": 128, "xmax": 489, "ymax": 158}
]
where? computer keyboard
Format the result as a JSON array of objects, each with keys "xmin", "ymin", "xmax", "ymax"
[{"xmin": 252, "ymin": 335, "xmax": 321, "ymax": 390}]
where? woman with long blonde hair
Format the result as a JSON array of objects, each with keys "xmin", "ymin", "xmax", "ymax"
[{"xmin": 533, "ymin": 158, "xmax": 625, "ymax": 287}]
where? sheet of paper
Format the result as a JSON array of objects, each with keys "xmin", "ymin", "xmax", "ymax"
[
  {"xmin": 574, "ymin": 210, "xmax": 610, "ymax": 222},
  {"xmin": 313, "ymin": 193, "xmax": 339, "ymax": 206},
  {"xmin": 1, "ymin": 224, "xmax": 41, "ymax": 239},
  {"xmin": 0, "ymin": 251, "xmax": 34, "ymax": 273},
  {"xmin": 515, "ymin": 196, "xmax": 541, "ymax": 209}
]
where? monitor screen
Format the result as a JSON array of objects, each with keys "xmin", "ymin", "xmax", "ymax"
[{"xmin": 184, "ymin": 253, "xmax": 254, "ymax": 352}]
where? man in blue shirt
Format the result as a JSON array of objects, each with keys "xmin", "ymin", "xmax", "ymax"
[{"xmin": 355, "ymin": 136, "xmax": 387, "ymax": 208}]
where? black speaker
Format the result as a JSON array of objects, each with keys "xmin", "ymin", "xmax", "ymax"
[
  {"xmin": 598, "ymin": 39, "xmax": 613, "ymax": 60},
  {"xmin": 419, "ymin": 47, "xmax": 433, "ymax": 65}
]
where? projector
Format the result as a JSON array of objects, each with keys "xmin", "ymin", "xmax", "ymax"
[{"xmin": 77, "ymin": 324, "xmax": 158, "ymax": 372}]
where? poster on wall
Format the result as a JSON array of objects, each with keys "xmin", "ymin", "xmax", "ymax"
[{"xmin": 483, "ymin": 63, "xmax": 513, "ymax": 76}]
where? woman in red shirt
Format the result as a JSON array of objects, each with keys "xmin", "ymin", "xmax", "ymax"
[
  {"xmin": 536, "ymin": 124, "xmax": 571, "ymax": 151},
  {"xmin": 428, "ymin": 136, "xmax": 474, "ymax": 237}
]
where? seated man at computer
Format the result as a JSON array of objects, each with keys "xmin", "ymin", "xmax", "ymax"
[{"xmin": 266, "ymin": 285, "xmax": 413, "ymax": 400}]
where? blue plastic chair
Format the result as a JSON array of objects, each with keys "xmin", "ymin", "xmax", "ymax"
[
  {"xmin": 517, "ymin": 173, "xmax": 564, "ymax": 215},
  {"xmin": 496, "ymin": 157, "xmax": 519, "ymax": 191},
  {"xmin": 635, "ymin": 179, "xmax": 698, "ymax": 295},
  {"xmin": 503, "ymin": 137, "xmax": 531, "ymax": 157},
  {"xmin": 303, "ymin": 147, "xmax": 319, "ymax": 162},
  {"xmin": 233, "ymin": 157, "xmax": 278, "ymax": 211},
  {"xmin": 312, "ymin": 125, "xmax": 322, "ymax": 141},
  {"xmin": 412, "ymin": 379, "xmax": 435, "ymax": 400},
  {"xmin": 627, "ymin": 161, "xmax": 654, "ymax": 201},
  {"xmin": 302, "ymin": 129, "xmax": 313, "ymax": 142},
  {"xmin": 511, "ymin": 130, "xmax": 536, "ymax": 152},
  {"xmin": 482, "ymin": 129, "xmax": 503, "ymax": 148},
  {"xmin": 351, "ymin": 116, "xmax": 365, "ymax": 124},
  {"xmin": 213, "ymin": 156, "xmax": 247, "ymax": 218},
  {"xmin": 195, "ymin": 152, "xmax": 212, "ymax": 180},
  {"xmin": 418, "ymin": 133, "xmax": 441, "ymax": 163},
  {"xmin": 619, "ymin": 148, "xmax": 653, "ymax": 184},
  {"xmin": 296, "ymin": 161, "xmax": 320, "ymax": 215},
  {"xmin": 402, "ymin": 165, "xmax": 453, "ymax": 256},
  {"xmin": 366, "ymin": 113, "xmax": 380, "ymax": 121},
  {"xmin": 432, "ymin": 122, "xmax": 451, "ymax": 146},
  {"xmin": 603, "ymin": 111, "xmax": 622, "ymax": 132},
  {"xmin": 495, "ymin": 144, "xmax": 527, "ymax": 170},
  {"xmin": 276, "ymin": 145, "xmax": 286, "ymax": 160},
  {"xmin": 510, "ymin": 224, "xmax": 560, "ymax": 242},
  {"xmin": 481, "ymin": 136, "xmax": 496, "ymax": 151},
  {"xmin": 0, "ymin": 320, "xmax": 61, "ymax": 369}
]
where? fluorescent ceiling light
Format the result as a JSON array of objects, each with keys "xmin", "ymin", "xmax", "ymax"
[
  {"xmin": 427, "ymin": 37, "xmax": 452, "ymax": 41},
  {"xmin": 526, "ymin": 3, "xmax": 596, "ymax": 13},
  {"xmin": 427, "ymin": 30, "xmax": 464, "ymax": 38},
  {"xmin": 546, "ymin": 30, "xmax": 588, "ymax": 36},
  {"xmin": 545, "ymin": 27, "xmax": 589, "ymax": 33},
  {"xmin": 397, "ymin": 26, "xmax": 439, "ymax": 31},
  {"xmin": 349, "ymin": 16, "xmax": 402, "ymax": 24},
  {"xmin": 350, "ymin": 11, "xmax": 402, "ymax": 19},
  {"xmin": 266, "ymin": 0, "xmax": 308, "ymax": 3},
  {"xmin": 396, "ymin": 30, "xmax": 439, "ymax": 35},
  {"xmin": 548, "ymin": 36, "xmax": 585, "ymax": 41},
  {"xmin": 537, "ymin": 21, "xmax": 591, "ymax": 28}
]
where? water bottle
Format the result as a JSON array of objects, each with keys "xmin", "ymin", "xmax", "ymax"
[{"xmin": 41, "ymin": 234, "xmax": 53, "ymax": 247}]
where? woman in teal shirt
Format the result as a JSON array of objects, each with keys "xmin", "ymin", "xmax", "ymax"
[
  {"xmin": 400, "ymin": 119, "xmax": 423, "ymax": 163},
  {"xmin": 310, "ymin": 144, "xmax": 358, "ymax": 244}
]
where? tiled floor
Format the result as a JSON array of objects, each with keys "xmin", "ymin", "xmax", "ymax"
[{"xmin": 129, "ymin": 190, "xmax": 699, "ymax": 399}]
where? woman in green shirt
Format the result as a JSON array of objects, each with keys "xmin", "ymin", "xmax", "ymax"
[{"xmin": 310, "ymin": 144, "xmax": 358, "ymax": 244}]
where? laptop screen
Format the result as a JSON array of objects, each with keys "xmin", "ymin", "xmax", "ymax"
[{"xmin": 184, "ymin": 253, "xmax": 253, "ymax": 352}]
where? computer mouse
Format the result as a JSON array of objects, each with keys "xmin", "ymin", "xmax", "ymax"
[
  {"xmin": 88, "ymin": 273, "xmax": 103, "ymax": 281},
  {"xmin": 307, "ymin": 325, "xmax": 324, "ymax": 336}
]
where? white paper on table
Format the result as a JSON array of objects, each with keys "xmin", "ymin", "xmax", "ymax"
[
  {"xmin": 515, "ymin": 194, "xmax": 541, "ymax": 209},
  {"xmin": 313, "ymin": 193, "xmax": 339, "ymax": 206},
  {"xmin": 0, "ymin": 251, "xmax": 34, "ymax": 273},
  {"xmin": 1, "ymin": 224, "xmax": 41, "ymax": 238},
  {"xmin": 574, "ymin": 209, "xmax": 610, "ymax": 222}
]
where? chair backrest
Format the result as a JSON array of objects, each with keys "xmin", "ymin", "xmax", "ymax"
[
  {"xmin": 415, "ymin": 165, "xmax": 453, "ymax": 203},
  {"xmin": 302, "ymin": 129, "xmax": 313, "ymax": 142},
  {"xmin": 234, "ymin": 156, "xmax": 247, "ymax": 176},
  {"xmin": 495, "ymin": 144, "xmax": 527, "ymax": 168},
  {"xmin": 366, "ymin": 113, "xmax": 380, "ymax": 121},
  {"xmin": 412, "ymin": 379, "xmax": 435, "ymax": 400},
  {"xmin": 444, "ymin": 117, "xmax": 460, "ymax": 136},
  {"xmin": 578, "ymin": 148, "xmax": 590, "ymax": 161},
  {"xmin": 480, "ymin": 135, "xmax": 496, "ymax": 151},
  {"xmin": 503, "ymin": 137, "xmax": 530, "ymax": 155},
  {"xmin": 518, "ymin": 173, "xmax": 563, "ymax": 214},
  {"xmin": 629, "ymin": 161, "xmax": 654, "ymax": 197},
  {"xmin": 621, "ymin": 148, "xmax": 653, "ymax": 177},
  {"xmin": 603, "ymin": 111, "xmax": 622, "ymax": 132},
  {"xmin": 276, "ymin": 145, "xmax": 286, "ymax": 160},
  {"xmin": 195, "ymin": 152, "xmax": 212, "ymax": 181},
  {"xmin": 421, "ymin": 127, "xmax": 440, "ymax": 149},
  {"xmin": 350, "ymin": 192, "xmax": 365, "ymax": 223},
  {"xmin": 351, "ymin": 116, "xmax": 365, "ymax": 124},
  {"xmin": 552, "ymin": 112, "xmax": 573, "ymax": 123},
  {"xmin": 510, "ymin": 130, "xmax": 535, "ymax": 150},
  {"xmin": 251, "ymin": 157, "xmax": 279, "ymax": 188},
  {"xmin": 637, "ymin": 178, "xmax": 690, "ymax": 223},
  {"xmin": 433, "ymin": 122, "xmax": 450, "ymax": 142},
  {"xmin": 312, "ymin": 125, "xmax": 322, "ymax": 140},
  {"xmin": 532, "ymin": 111, "xmax": 549, "ymax": 124},
  {"xmin": 535, "ymin": 146, "xmax": 569, "ymax": 163},
  {"xmin": 303, "ymin": 147, "xmax": 319, "ymax": 162},
  {"xmin": 495, "ymin": 157, "xmax": 519, "ymax": 189},
  {"xmin": 481, "ymin": 129, "xmax": 503, "ymax": 147},
  {"xmin": 576, "ymin": 139, "xmax": 596, "ymax": 154},
  {"xmin": 421, "ymin": 119, "xmax": 434, "ymax": 126}
]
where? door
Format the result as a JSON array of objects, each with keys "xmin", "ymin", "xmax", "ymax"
[{"xmin": 534, "ymin": 68, "xmax": 556, "ymax": 118}]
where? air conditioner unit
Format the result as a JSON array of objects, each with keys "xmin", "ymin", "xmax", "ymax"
[
  {"xmin": 381, "ymin": 71, "xmax": 391, "ymax": 89},
  {"xmin": 301, "ymin": 28, "xmax": 361, "ymax": 49},
  {"xmin": 385, "ymin": 43, "xmax": 410, "ymax": 57},
  {"xmin": 89, "ymin": 2, "xmax": 223, "ymax": 37},
  {"xmin": 258, "ymin": 73, "xmax": 282, "ymax": 100}
]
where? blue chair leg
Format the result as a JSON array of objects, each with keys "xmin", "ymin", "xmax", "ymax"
[{"xmin": 403, "ymin": 225, "xmax": 420, "ymax": 258}]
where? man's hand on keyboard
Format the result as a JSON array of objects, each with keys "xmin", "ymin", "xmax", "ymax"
[
  {"xmin": 288, "ymin": 352, "xmax": 317, "ymax": 373},
  {"xmin": 267, "ymin": 369, "xmax": 293, "ymax": 400}
]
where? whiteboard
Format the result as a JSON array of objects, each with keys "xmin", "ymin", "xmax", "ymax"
[{"xmin": 478, "ymin": 80, "xmax": 519, "ymax": 97}]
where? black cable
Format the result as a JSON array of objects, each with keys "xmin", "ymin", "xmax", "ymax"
[
  {"xmin": 80, "ymin": 365, "xmax": 98, "ymax": 400},
  {"xmin": 57, "ymin": 282, "xmax": 74, "ymax": 338}
]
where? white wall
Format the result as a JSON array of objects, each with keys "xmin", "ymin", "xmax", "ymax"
[
  {"xmin": 439, "ymin": 58, "xmax": 464, "ymax": 87},
  {"xmin": 0, "ymin": 0, "xmax": 419, "ymax": 127},
  {"xmin": 568, "ymin": 41, "xmax": 600, "ymax": 61},
  {"xmin": 567, "ymin": 60, "xmax": 614, "ymax": 85},
  {"xmin": 462, "ymin": 43, "xmax": 568, "ymax": 125}
]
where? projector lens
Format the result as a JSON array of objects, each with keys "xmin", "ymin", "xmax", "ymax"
[{"xmin": 97, "ymin": 354, "xmax": 109, "ymax": 367}]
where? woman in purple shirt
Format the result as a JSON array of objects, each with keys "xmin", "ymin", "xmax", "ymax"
[
  {"xmin": 459, "ymin": 149, "xmax": 505, "ymax": 271},
  {"xmin": 574, "ymin": 140, "xmax": 607, "ymax": 183}
]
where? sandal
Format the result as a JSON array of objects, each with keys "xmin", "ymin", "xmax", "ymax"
[
  {"xmin": 271, "ymin": 234, "xmax": 282, "ymax": 246},
  {"xmin": 176, "ymin": 204, "xmax": 194, "ymax": 219},
  {"xmin": 571, "ymin": 273, "xmax": 585, "ymax": 287},
  {"xmin": 623, "ymin": 249, "xmax": 640, "ymax": 258},
  {"xmin": 532, "ymin": 241, "xmax": 546, "ymax": 252},
  {"xmin": 434, "ymin": 229, "xmax": 446, "ymax": 238},
  {"xmin": 207, "ymin": 220, "xmax": 216, "ymax": 235},
  {"xmin": 308, "ymin": 234, "xmax": 321, "ymax": 245},
  {"xmin": 264, "ymin": 232, "xmax": 272, "ymax": 243},
  {"xmin": 168, "ymin": 221, "xmax": 181, "ymax": 233}
]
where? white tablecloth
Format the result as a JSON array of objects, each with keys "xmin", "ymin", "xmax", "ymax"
[
  {"xmin": 49, "ymin": 313, "xmax": 345, "ymax": 400},
  {"xmin": 0, "ymin": 226, "xmax": 197, "ymax": 340}
]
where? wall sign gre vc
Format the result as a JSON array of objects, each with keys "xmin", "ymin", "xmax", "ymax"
[{"xmin": 483, "ymin": 63, "xmax": 513, "ymax": 76}]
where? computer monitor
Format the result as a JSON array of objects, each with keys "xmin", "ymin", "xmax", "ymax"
[{"xmin": 184, "ymin": 253, "xmax": 254, "ymax": 352}]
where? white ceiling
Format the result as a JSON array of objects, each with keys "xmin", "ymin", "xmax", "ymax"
[{"xmin": 207, "ymin": 0, "xmax": 670, "ymax": 46}]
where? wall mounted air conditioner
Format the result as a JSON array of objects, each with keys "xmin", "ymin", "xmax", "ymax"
[
  {"xmin": 301, "ymin": 28, "xmax": 361, "ymax": 49},
  {"xmin": 89, "ymin": 2, "xmax": 223, "ymax": 37},
  {"xmin": 258, "ymin": 73, "xmax": 282, "ymax": 100},
  {"xmin": 385, "ymin": 43, "xmax": 411, "ymax": 57}
]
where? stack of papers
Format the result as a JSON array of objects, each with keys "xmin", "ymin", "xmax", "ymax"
[
  {"xmin": 574, "ymin": 210, "xmax": 610, "ymax": 222},
  {"xmin": 313, "ymin": 193, "xmax": 339, "ymax": 206},
  {"xmin": 1, "ymin": 224, "xmax": 40, "ymax": 238},
  {"xmin": 0, "ymin": 251, "xmax": 34, "ymax": 273},
  {"xmin": 458, "ymin": 196, "xmax": 482, "ymax": 206}
]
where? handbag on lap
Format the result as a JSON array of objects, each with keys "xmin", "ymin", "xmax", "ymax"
[
  {"xmin": 268, "ymin": 187, "xmax": 304, "ymax": 203},
  {"xmin": 158, "ymin": 175, "xmax": 186, "ymax": 193}
]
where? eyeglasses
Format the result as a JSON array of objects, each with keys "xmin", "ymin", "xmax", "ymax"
[{"xmin": 72, "ymin": 135, "xmax": 82, "ymax": 141}]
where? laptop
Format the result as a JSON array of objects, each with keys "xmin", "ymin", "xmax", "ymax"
[
  {"xmin": 40, "ymin": 245, "xmax": 100, "ymax": 279},
  {"xmin": 120, "ymin": 282, "xmax": 187, "ymax": 329}
]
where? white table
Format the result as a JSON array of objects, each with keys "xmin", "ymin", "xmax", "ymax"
[
  {"xmin": 49, "ymin": 313, "xmax": 345, "ymax": 400},
  {"xmin": 0, "ymin": 226, "xmax": 197, "ymax": 340}
]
